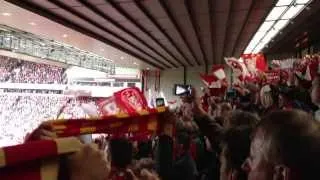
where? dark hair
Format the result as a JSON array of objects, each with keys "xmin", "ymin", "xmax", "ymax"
[
  {"xmin": 109, "ymin": 138, "xmax": 133, "ymax": 169},
  {"xmin": 227, "ymin": 110, "xmax": 259, "ymax": 128},
  {"xmin": 176, "ymin": 132, "xmax": 191, "ymax": 150},
  {"xmin": 278, "ymin": 86, "xmax": 294, "ymax": 99},
  {"xmin": 255, "ymin": 110, "xmax": 320, "ymax": 179},
  {"xmin": 136, "ymin": 141, "xmax": 152, "ymax": 159},
  {"xmin": 220, "ymin": 126, "xmax": 252, "ymax": 180},
  {"xmin": 176, "ymin": 119, "xmax": 199, "ymax": 135}
]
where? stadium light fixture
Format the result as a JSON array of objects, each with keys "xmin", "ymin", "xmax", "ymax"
[
  {"xmin": 1, "ymin": 12, "xmax": 11, "ymax": 16},
  {"xmin": 243, "ymin": 0, "xmax": 312, "ymax": 54},
  {"xmin": 266, "ymin": 6, "xmax": 287, "ymax": 21},
  {"xmin": 28, "ymin": 22, "xmax": 37, "ymax": 26},
  {"xmin": 282, "ymin": 5, "xmax": 305, "ymax": 19},
  {"xmin": 263, "ymin": 29, "xmax": 279, "ymax": 43},
  {"xmin": 296, "ymin": 0, "xmax": 313, "ymax": 4},
  {"xmin": 258, "ymin": 21, "xmax": 275, "ymax": 32},
  {"xmin": 253, "ymin": 42, "xmax": 265, "ymax": 53},
  {"xmin": 276, "ymin": 0, "xmax": 292, "ymax": 6}
]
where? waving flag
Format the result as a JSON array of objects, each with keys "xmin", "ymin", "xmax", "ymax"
[
  {"xmin": 211, "ymin": 65, "xmax": 226, "ymax": 80},
  {"xmin": 241, "ymin": 53, "xmax": 267, "ymax": 72}
]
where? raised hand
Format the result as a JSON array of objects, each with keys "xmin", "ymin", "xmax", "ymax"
[{"xmin": 68, "ymin": 145, "xmax": 110, "ymax": 180}]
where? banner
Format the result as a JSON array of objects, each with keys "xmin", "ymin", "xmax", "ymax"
[
  {"xmin": 98, "ymin": 96, "xmax": 124, "ymax": 116},
  {"xmin": 114, "ymin": 87, "xmax": 149, "ymax": 115},
  {"xmin": 25, "ymin": 107, "xmax": 168, "ymax": 140},
  {"xmin": 264, "ymin": 70, "xmax": 280, "ymax": 84},
  {"xmin": 305, "ymin": 55, "xmax": 319, "ymax": 81},
  {"xmin": 225, "ymin": 57, "xmax": 249, "ymax": 84},
  {"xmin": 200, "ymin": 74, "xmax": 219, "ymax": 87},
  {"xmin": 200, "ymin": 68, "xmax": 227, "ymax": 97},
  {"xmin": 0, "ymin": 137, "xmax": 82, "ymax": 180},
  {"xmin": 241, "ymin": 54, "xmax": 257, "ymax": 75},
  {"xmin": 253, "ymin": 53, "xmax": 267, "ymax": 72},
  {"xmin": 97, "ymin": 87, "xmax": 150, "ymax": 117},
  {"xmin": 293, "ymin": 55, "xmax": 319, "ymax": 81},
  {"xmin": 241, "ymin": 53, "xmax": 267, "ymax": 73},
  {"xmin": 211, "ymin": 65, "xmax": 226, "ymax": 80}
]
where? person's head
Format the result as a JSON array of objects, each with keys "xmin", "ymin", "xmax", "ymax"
[
  {"xmin": 220, "ymin": 126, "xmax": 253, "ymax": 180},
  {"xmin": 311, "ymin": 75, "xmax": 320, "ymax": 106},
  {"xmin": 220, "ymin": 102, "xmax": 233, "ymax": 118},
  {"xmin": 294, "ymin": 74, "xmax": 312, "ymax": 89},
  {"xmin": 260, "ymin": 85, "xmax": 273, "ymax": 109},
  {"xmin": 136, "ymin": 141, "xmax": 153, "ymax": 159},
  {"xmin": 180, "ymin": 102, "xmax": 193, "ymax": 121},
  {"xmin": 109, "ymin": 138, "xmax": 133, "ymax": 169},
  {"xmin": 176, "ymin": 117, "xmax": 199, "ymax": 135},
  {"xmin": 278, "ymin": 86, "xmax": 292, "ymax": 108},
  {"xmin": 208, "ymin": 102, "xmax": 220, "ymax": 118},
  {"xmin": 175, "ymin": 132, "xmax": 191, "ymax": 157},
  {"xmin": 242, "ymin": 110, "xmax": 320, "ymax": 180},
  {"xmin": 226, "ymin": 110, "xmax": 259, "ymax": 128}
]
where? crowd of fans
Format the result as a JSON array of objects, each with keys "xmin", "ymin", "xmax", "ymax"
[
  {"xmin": 0, "ymin": 95, "xmax": 67, "ymax": 146},
  {"xmin": 0, "ymin": 94, "xmax": 100, "ymax": 146},
  {"xmin": 0, "ymin": 55, "xmax": 65, "ymax": 84},
  {"xmin": 59, "ymin": 97, "xmax": 101, "ymax": 119},
  {"xmin": 1, "ymin": 89, "xmax": 63, "ymax": 94},
  {"xmin": 17, "ymin": 72, "xmax": 320, "ymax": 180},
  {"xmin": 0, "ymin": 55, "xmax": 320, "ymax": 179}
]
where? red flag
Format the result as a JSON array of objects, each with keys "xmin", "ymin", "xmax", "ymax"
[
  {"xmin": 114, "ymin": 87, "xmax": 149, "ymax": 115},
  {"xmin": 200, "ymin": 74, "xmax": 218, "ymax": 87},
  {"xmin": 242, "ymin": 53, "xmax": 267, "ymax": 72},
  {"xmin": 98, "ymin": 96, "xmax": 124, "ymax": 116},
  {"xmin": 211, "ymin": 65, "xmax": 226, "ymax": 80},
  {"xmin": 264, "ymin": 70, "xmax": 280, "ymax": 85}
]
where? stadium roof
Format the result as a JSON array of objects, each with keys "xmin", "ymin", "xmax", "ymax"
[
  {"xmin": 0, "ymin": 0, "xmax": 152, "ymax": 69},
  {"xmin": 3, "ymin": 0, "xmax": 276, "ymax": 69},
  {"xmin": 2, "ymin": 0, "xmax": 318, "ymax": 69}
]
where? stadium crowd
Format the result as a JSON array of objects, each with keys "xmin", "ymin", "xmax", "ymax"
[
  {"xmin": 25, "ymin": 83, "xmax": 320, "ymax": 180},
  {"xmin": 0, "ymin": 55, "xmax": 320, "ymax": 180},
  {"xmin": 0, "ymin": 94, "xmax": 100, "ymax": 146},
  {"xmin": 0, "ymin": 95, "xmax": 67, "ymax": 146},
  {"xmin": 0, "ymin": 55, "xmax": 64, "ymax": 84}
]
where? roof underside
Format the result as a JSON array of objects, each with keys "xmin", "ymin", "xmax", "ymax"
[
  {"xmin": 264, "ymin": 0, "xmax": 320, "ymax": 57},
  {"xmin": 6, "ymin": 0, "xmax": 275, "ymax": 69}
]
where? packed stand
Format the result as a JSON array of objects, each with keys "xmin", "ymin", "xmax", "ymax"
[
  {"xmin": 0, "ymin": 94, "xmax": 68, "ymax": 146},
  {"xmin": 0, "ymin": 55, "xmax": 65, "ymax": 84},
  {"xmin": 0, "ymin": 94, "xmax": 100, "ymax": 146}
]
